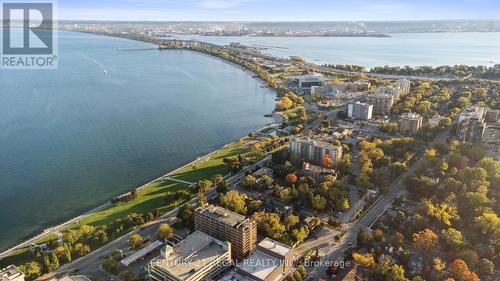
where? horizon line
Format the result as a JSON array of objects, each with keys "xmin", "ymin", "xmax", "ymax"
[{"xmin": 55, "ymin": 18, "xmax": 500, "ymax": 23}]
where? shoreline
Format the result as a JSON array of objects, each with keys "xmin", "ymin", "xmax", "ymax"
[
  {"xmin": 0, "ymin": 31, "xmax": 280, "ymax": 258},
  {"xmin": 0, "ymin": 130, "xmax": 269, "ymax": 258}
]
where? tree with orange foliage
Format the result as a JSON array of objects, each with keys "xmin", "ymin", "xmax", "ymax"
[
  {"xmin": 285, "ymin": 173, "xmax": 298, "ymax": 185},
  {"xmin": 412, "ymin": 228, "xmax": 439, "ymax": 252},
  {"xmin": 449, "ymin": 259, "xmax": 480, "ymax": 281},
  {"xmin": 321, "ymin": 154, "xmax": 334, "ymax": 168}
]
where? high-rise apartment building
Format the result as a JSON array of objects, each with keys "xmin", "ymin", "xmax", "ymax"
[
  {"xmin": 365, "ymin": 94, "xmax": 394, "ymax": 116},
  {"xmin": 194, "ymin": 205, "xmax": 257, "ymax": 260},
  {"xmin": 348, "ymin": 102, "xmax": 373, "ymax": 120},
  {"xmin": 289, "ymin": 137, "xmax": 343, "ymax": 166},
  {"xmin": 399, "ymin": 112, "xmax": 423, "ymax": 135},
  {"xmin": 456, "ymin": 107, "xmax": 487, "ymax": 144}
]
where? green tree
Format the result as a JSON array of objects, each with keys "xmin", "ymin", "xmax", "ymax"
[
  {"xmin": 284, "ymin": 214, "xmax": 300, "ymax": 231},
  {"xmin": 241, "ymin": 175, "xmax": 257, "ymax": 189},
  {"xmin": 292, "ymin": 226, "xmax": 310, "ymax": 243},
  {"xmin": 423, "ymin": 199, "xmax": 458, "ymax": 226},
  {"xmin": 129, "ymin": 234, "xmax": 143, "ymax": 249},
  {"xmin": 157, "ymin": 224, "xmax": 174, "ymax": 240},
  {"xmin": 387, "ymin": 264, "xmax": 408, "ymax": 281},
  {"xmin": 42, "ymin": 255, "xmax": 51, "ymax": 273},
  {"xmin": 456, "ymin": 249, "xmax": 480, "ymax": 269},
  {"xmin": 441, "ymin": 228, "xmax": 466, "ymax": 249},
  {"xmin": 247, "ymin": 200, "xmax": 263, "ymax": 214},
  {"xmin": 297, "ymin": 265, "xmax": 307, "ymax": 279},
  {"xmin": 50, "ymin": 252, "xmax": 59, "ymax": 271},
  {"xmin": 19, "ymin": 261, "xmax": 42, "ymax": 281},
  {"xmin": 102, "ymin": 257, "xmax": 119, "ymax": 274},
  {"xmin": 473, "ymin": 211, "xmax": 500, "ymax": 246},
  {"xmin": 292, "ymin": 271, "xmax": 303, "ymax": 281},
  {"xmin": 63, "ymin": 244, "xmax": 72, "ymax": 263},
  {"xmin": 177, "ymin": 203, "xmax": 195, "ymax": 228},
  {"xmin": 477, "ymin": 258, "xmax": 494, "ymax": 277},
  {"xmin": 212, "ymin": 174, "xmax": 224, "ymax": 185},
  {"xmin": 476, "ymin": 157, "xmax": 500, "ymax": 178},
  {"xmin": 119, "ymin": 271, "xmax": 140, "ymax": 281},
  {"xmin": 252, "ymin": 212, "xmax": 286, "ymax": 240},
  {"xmin": 73, "ymin": 243, "xmax": 91, "ymax": 257},
  {"xmin": 392, "ymin": 232, "xmax": 404, "ymax": 249},
  {"xmin": 196, "ymin": 179, "xmax": 213, "ymax": 193},
  {"xmin": 310, "ymin": 195, "xmax": 327, "ymax": 211},
  {"xmin": 220, "ymin": 190, "xmax": 247, "ymax": 214}
]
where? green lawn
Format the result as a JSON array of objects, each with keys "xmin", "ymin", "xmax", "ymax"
[
  {"xmin": 1, "ymin": 141, "xmax": 252, "ymax": 268},
  {"xmin": 282, "ymin": 106, "xmax": 305, "ymax": 120},
  {"xmin": 170, "ymin": 142, "xmax": 250, "ymax": 183},
  {"xmin": 73, "ymin": 181, "xmax": 190, "ymax": 228}
]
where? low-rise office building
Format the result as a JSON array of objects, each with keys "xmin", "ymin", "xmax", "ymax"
[
  {"xmin": 290, "ymin": 137, "xmax": 343, "ymax": 166},
  {"xmin": 224, "ymin": 238, "xmax": 294, "ymax": 281},
  {"xmin": 194, "ymin": 205, "xmax": 257, "ymax": 260},
  {"xmin": 399, "ymin": 112, "xmax": 423, "ymax": 135},
  {"xmin": 289, "ymin": 73, "xmax": 325, "ymax": 88},
  {"xmin": 347, "ymin": 102, "xmax": 373, "ymax": 120},
  {"xmin": 485, "ymin": 109, "xmax": 499, "ymax": 123},
  {"xmin": 48, "ymin": 276, "xmax": 93, "ymax": 281},
  {"xmin": 0, "ymin": 266, "xmax": 24, "ymax": 281},
  {"xmin": 147, "ymin": 231, "xmax": 231, "ymax": 281},
  {"xmin": 300, "ymin": 162, "xmax": 337, "ymax": 183}
]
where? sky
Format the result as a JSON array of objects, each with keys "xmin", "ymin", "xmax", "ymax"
[{"xmin": 56, "ymin": 0, "xmax": 500, "ymax": 21}]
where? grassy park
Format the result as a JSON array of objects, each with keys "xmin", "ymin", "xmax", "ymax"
[{"xmin": 0, "ymin": 141, "xmax": 253, "ymax": 268}]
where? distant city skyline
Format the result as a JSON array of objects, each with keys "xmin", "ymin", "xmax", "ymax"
[{"xmin": 56, "ymin": 0, "xmax": 500, "ymax": 21}]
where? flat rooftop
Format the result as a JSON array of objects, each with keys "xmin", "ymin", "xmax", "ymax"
[
  {"xmin": 219, "ymin": 270, "xmax": 254, "ymax": 281},
  {"xmin": 197, "ymin": 205, "xmax": 247, "ymax": 227},
  {"xmin": 153, "ymin": 231, "xmax": 228, "ymax": 280},
  {"xmin": 1, "ymin": 265, "xmax": 23, "ymax": 281},
  {"xmin": 55, "ymin": 276, "xmax": 92, "ymax": 281},
  {"xmin": 121, "ymin": 240, "xmax": 163, "ymax": 267},
  {"xmin": 292, "ymin": 137, "xmax": 341, "ymax": 150},
  {"xmin": 237, "ymin": 250, "xmax": 281, "ymax": 281},
  {"xmin": 401, "ymin": 112, "xmax": 421, "ymax": 120},
  {"xmin": 458, "ymin": 107, "xmax": 486, "ymax": 122},
  {"xmin": 258, "ymin": 238, "xmax": 293, "ymax": 258}
]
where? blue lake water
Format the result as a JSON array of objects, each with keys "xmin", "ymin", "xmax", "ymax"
[
  {"xmin": 1, "ymin": 30, "xmax": 499, "ymax": 250},
  {"xmin": 0, "ymin": 31, "xmax": 276, "ymax": 250},
  {"xmin": 174, "ymin": 32, "xmax": 500, "ymax": 68}
]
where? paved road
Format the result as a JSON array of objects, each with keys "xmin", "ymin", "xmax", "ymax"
[
  {"xmin": 305, "ymin": 127, "xmax": 452, "ymax": 280},
  {"xmin": 294, "ymin": 227, "xmax": 341, "ymax": 258},
  {"xmin": 37, "ymin": 156, "xmax": 272, "ymax": 281}
]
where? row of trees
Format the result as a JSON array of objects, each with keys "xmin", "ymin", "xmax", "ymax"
[
  {"xmin": 276, "ymin": 92, "xmax": 305, "ymax": 111},
  {"xmin": 370, "ymin": 64, "xmax": 500, "ymax": 80},
  {"xmin": 18, "ymin": 188, "xmax": 188, "ymax": 280}
]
